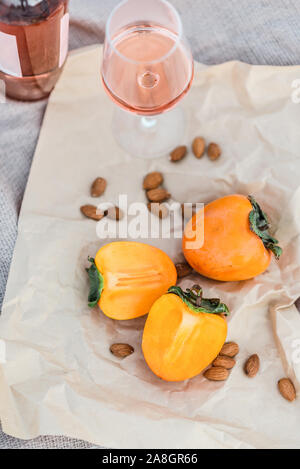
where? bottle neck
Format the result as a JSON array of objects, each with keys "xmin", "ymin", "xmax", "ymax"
[{"xmin": 0, "ymin": 0, "xmax": 63, "ymax": 24}]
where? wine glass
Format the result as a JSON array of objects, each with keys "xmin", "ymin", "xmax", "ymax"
[{"xmin": 101, "ymin": 0, "xmax": 194, "ymax": 158}]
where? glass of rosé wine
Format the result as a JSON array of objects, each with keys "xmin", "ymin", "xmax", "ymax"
[{"xmin": 101, "ymin": 0, "xmax": 194, "ymax": 158}]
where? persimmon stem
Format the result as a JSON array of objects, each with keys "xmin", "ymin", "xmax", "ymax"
[
  {"xmin": 86, "ymin": 257, "xmax": 104, "ymax": 308},
  {"xmin": 168, "ymin": 285, "xmax": 229, "ymax": 316},
  {"xmin": 248, "ymin": 196, "xmax": 282, "ymax": 259}
]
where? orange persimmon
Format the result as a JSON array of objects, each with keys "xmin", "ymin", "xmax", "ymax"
[
  {"xmin": 142, "ymin": 285, "xmax": 228, "ymax": 381},
  {"xmin": 86, "ymin": 241, "xmax": 177, "ymax": 320},
  {"xmin": 182, "ymin": 194, "xmax": 282, "ymax": 281}
]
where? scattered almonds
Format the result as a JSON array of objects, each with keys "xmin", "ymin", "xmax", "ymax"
[
  {"xmin": 219, "ymin": 341, "xmax": 239, "ymax": 358},
  {"xmin": 170, "ymin": 145, "xmax": 187, "ymax": 162},
  {"xmin": 207, "ymin": 143, "xmax": 221, "ymax": 161},
  {"xmin": 143, "ymin": 172, "xmax": 163, "ymax": 190},
  {"xmin": 192, "ymin": 137, "xmax": 206, "ymax": 158},
  {"xmin": 244, "ymin": 354, "xmax": 260, "ymax": 378},
  {"xmin": 212, "ymin": 355, "xmax": 236, "ymax": 370},
  {"xmin": 147, "ymin": 188, "xmax": 171, "ymax": 203},
  {"xmin": 90, "ymin": 177, "xmax": 107, "ymax": 197},
  {"xmin": 278, "ymin": 378, "xmax": 296, "ymax": 402},
  {"xmin": 80, "ymin": 204, "xmax": 105, "ymax": 221},
  {"xmin": 204, "ymin": 342, "xmax": 237, "ymax": 381},
  {"xmin": 204, "ymin": 366, "xmax": 229, "ymax": 381},
  {"xmin": 105, "ymin": 206, "xmax": 123, "ymax": 220},
  {"xmin": 110, "ymin": 343, "xmax": 134, "ymax": 359},
  {"xmin": 175, "ymin": 262, "xmax": 193, "ymax": 278},
  {"xmin": 147, "ymin": 202, "xmax": 169, "ymax": 219}
]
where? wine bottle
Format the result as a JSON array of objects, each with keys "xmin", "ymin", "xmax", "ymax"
[{"xmin": 0, "ymin": 0, "xmax": 69, "ymax": 101}]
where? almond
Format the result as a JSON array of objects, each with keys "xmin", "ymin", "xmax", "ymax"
[
  {"xmin": 143, "ymin": 172, "xmax": 163, "ymax": 190},
  {"xmin": 110, "ymin": 343, "xmax": 134, "ymax": 359},
  {"xmin": 105, "ymin": 206, "xmax": 123, "ymax": 220},
  {"xmin": 212, "ymin": 355, "xmax": 236, "ymax": 370},
  {"xmin": 147, "ymin": 188, "xmax": 171, "ymax": 203},
  {"xmin": 219, "ymin": 341, "xmax": 239, "ymax": 358},
  {"xmin": 244, "ymin": 354, "xmax": 260, "ymax": 377},
  {"xmin": 91, "ymin": 177, "xmax": 107, "ymax": 197},
  {"xmin": 204, "ymin": 366, "xmax": 229, "ymax": 381},
  {"xmin": 147, "ymin": 202, "xmax": 169, "ymax": 219},
  {"xmin": 175, "ymin": 262, "xmax": 193, "ymax": 278},
  {"xmin": 207, "ymin": 143, "xmax": 221, "ymax": 161},
  {"xmin": 278, "ymin": 378, "xmax": 296, "ymax": 402},
  {"xmin": 80, "ymin": 204, "xmax": 105, "ymax": 221},
  {"xmin": 170, "ymin": 145, "xmax": 187, "ymax": 162},
  {"xmin": 192, "ymin": 137, "xmax": 205, "ymax": 158}
]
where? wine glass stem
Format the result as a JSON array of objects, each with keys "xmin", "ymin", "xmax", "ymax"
[{"xmin": 140, "ymin": 116, "xmax": 158, "ymax": 131}]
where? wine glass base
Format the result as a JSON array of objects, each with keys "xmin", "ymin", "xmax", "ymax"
[{"xmin": 112, "ymin": 106, "xmax": 186, "ymax": 159}]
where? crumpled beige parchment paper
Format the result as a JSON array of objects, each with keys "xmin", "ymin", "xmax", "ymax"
[{"xmin": 1, "ymin": 46, "xmax": 300, "ymax": 449}]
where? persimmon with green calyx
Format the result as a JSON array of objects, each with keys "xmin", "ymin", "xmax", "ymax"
[
  {"xmin": 86, "ymin": 241, "xmax": 177, "ymax": 320},
  {"xmin": 142, "ymin": 284, "xmax": 228, "ymax": 382},
  {"xmin": 182, "ymin": 194, "xmax": 282, "ymax": 282}
]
